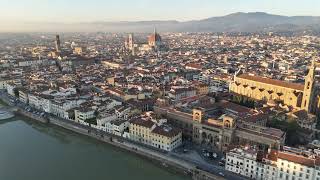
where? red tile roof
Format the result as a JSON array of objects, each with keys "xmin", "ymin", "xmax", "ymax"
[
  {"xmin": 278, "ymin": 152, "xmax": 316, "ymax": 167},
  {"xmin": 151, "ymin": 125, "xmax": 181, "ymax": 138},
  {"xmin": 130, "ymin": 118, "xmax": 155, "ymax": 128},
  {"xmin": 237, "ymin": 74, "xmax": 304, "ymax": 91}
]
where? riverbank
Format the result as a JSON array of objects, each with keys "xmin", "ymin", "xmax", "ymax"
[
  {"xmin": 0, "ymin": 119, "xmax": 188, "ymax": 180},
  {"xmin": 0, "ymin": 93, "xmax": 223, "ymax": 180},
  {"xmin": 23, "ymin": 112, "xmax": 197, "ymax": 178}
]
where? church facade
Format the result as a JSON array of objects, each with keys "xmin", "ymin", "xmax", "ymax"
[
  {"xmin": 124, "ymin": 28, "xmax": 164, "ymax": 55},
  {"xmin": 230, "ymin": 58, "xmax": 319, "ymax": 114}
]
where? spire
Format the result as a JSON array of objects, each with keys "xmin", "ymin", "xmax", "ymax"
[{"xmin": 154, "ymin": 27, "xmax": 157, "ymax": 35}]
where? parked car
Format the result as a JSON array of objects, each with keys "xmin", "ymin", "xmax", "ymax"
[
  {"xmin": 218, "ymin": 172, "xmax": 225, "ymax": 177},
  {"xmin": 212, "ymin": 153, "xmax": 218, "ymax": 158},
  {"xmin": 183, "ymin": 149, "xmax": 189, "ymax": 153},
  {"xmin": 219, "ymin": 161, "xmax": 225, "ymax": 166}
]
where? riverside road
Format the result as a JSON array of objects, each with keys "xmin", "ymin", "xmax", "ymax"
[{"xmin": 0, "ymin": 90, "xmax": 246, "ymax": 180}]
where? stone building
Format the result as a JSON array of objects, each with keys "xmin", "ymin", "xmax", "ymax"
[
  {"xmin": 226, "ymin": 146, "xmax": 320, "ymax": 180},
  {"xmin": 154, "ymin": 100, "xmax": 285, "ymax": 152},
  {"xmin": 129, "ymin": 117, "xmax": 182, "ymax": 152},
  {"xmin": 229, "ymin": 58, "xmax": 319, "ymax": 114}
]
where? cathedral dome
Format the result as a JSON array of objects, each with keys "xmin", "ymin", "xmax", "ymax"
[{"xmin": 148, "ymin": 33, "xmax": 162, "ymax": 43}]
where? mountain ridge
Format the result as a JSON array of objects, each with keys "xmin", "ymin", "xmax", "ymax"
[{"xmin": 3, "ymin": 12, "xmax": 320, "ymax": 33}]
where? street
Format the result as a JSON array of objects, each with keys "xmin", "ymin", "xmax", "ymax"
[{"xmin": 0, "ymin": 90, "xmax": 246, "ymax": 180}]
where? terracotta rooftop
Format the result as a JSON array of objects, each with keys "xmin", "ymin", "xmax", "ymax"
[
  {"xmin": 219, "ymin": 101, "xmax": 252, "ymax": 114},
  {"xmin": 237, "ymin": 74, "xmax": 304, "ymax": 91},
  {"xmin": 130, "ymin": 118, "xmax": 155, "ymax": 128},
  {"xmin": 148, "ymin": 33, "xmax": 162, "ymax": 42},
  {"xmin": 152, "ymin": 125, "xmax": 181, "ymax": 138},
  {"xmin": 278, "ymin": 152, "xmax": 319, "ymax": 167}
]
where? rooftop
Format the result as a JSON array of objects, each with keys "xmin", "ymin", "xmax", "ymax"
[
  {"xmin": 237, "ymin": 73, "xmax": 304, "ymax": 91},
  {"xmin": 130, "ymin": 118, "xmax": 155, "ymax": 128},
  {"xmin": 152, "ymin": 124, "xmax": 181, "ymax": 138}
]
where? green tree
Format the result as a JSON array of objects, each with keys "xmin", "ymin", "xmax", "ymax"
[{"xmin": 13, "ymin": 88, "xmax": 19, "ymax": 98}]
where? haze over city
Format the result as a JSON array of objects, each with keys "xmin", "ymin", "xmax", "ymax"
[{"xmin": 1, "ymin": 0, "xmax": 320, "ymax": 32}]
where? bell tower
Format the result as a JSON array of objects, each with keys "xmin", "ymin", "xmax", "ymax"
[
  {"xmin": 302, "ymin": 58, "xmax": 316, "ymax": 113},
  {"xmin": 193, "ymin": 108, "xmax": 203, "ymax": 123}
]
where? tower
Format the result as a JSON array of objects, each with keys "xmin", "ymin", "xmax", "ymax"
[
  {"xmin": 126, "ymin": 33, "xmax": 135, "ymax": 55},
  {"xmin": 55, "ymin": 35, "xmax": 61, "ymax": 53},
  {"xmin": 128, "ymin": 33, "xmax": 134, "ymax": 50},
  {"xmin": 302, "ymin": 58, "xmax": 316, "ymax": 113},
  {"xmin": 193, "ymin": 108, "xmax": 203, "ymax": 123}
]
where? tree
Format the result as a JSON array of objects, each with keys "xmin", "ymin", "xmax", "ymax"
[
  {"xmin": 267, "ymin": 118, "xmax": 303, "ymax": 146},
  {"xmin": 13, "ymin": 88, "xmax": 19, "ymax": 98}
]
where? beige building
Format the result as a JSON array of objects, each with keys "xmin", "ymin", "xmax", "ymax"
[
  {"xmin": 129, "ymin": 118, "xmax": 182, "ymax": 151},
  {"xmin": 73, "ymin": 47, "xmax": 83, "ymax": 55},
  {"xmin": 192, "ymin": 106, "xmax": 285, "ymax": 151},
  {"xmin": 226, "ymin": 147, "xmax": 320, "ymax": 180},
  {"xmin": 229, "ymin": 59, "xmax": 319, "ymax": 114},
  {"xmin": 155, "ymin": 100, "xmax": 285, "ymax": 152},
  {"xmin": 196, "ymin": 83, "xmax": 209, "ymax": 95},
  {"xmin": 106, "ymin": 88, "xmax": 146, "ymax": 101},
  {"xmin": 74, "ymin": 107, "xmax": 96, "ymax": 122}
]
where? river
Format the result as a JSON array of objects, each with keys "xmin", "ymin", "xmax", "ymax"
[{"xmin": 0, "ymin": 115, "xmax": 189, "ymax": 180}]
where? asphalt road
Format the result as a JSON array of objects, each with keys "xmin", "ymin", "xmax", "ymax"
[{"xmin": 0, "ymin": 90, "xmax": 247, "ymax": 180}]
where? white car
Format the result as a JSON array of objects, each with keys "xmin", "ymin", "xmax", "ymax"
[{"xmin": 218, "ymin": 172, "xmax": 225, "ymax": 177}]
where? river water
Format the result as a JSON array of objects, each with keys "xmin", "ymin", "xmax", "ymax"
[{"xmin": 0, "ymin": 115, "xmax": 189, "ymax": 180}]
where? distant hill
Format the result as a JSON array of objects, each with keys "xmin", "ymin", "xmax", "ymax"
[
  {"xmin": 4, "ymin": 12, "xmax": 320, "ymax": 33},
  {"xmin": 179, "ymin": 12, "xmax": 320, "ymax": 32}
]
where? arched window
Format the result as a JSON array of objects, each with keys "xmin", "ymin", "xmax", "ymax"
[{"xmin": 224, "ymin": 120, "xmax": 231, "ymax": 128}]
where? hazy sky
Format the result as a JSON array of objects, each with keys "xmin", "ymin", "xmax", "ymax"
[{"xmin": 1, "ymin": 0, "xmax": 320, "ymax": 22}]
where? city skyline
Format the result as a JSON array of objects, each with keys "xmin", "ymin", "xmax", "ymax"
[
  {"xmin": 1, "ymin": 1, "xmax": 320, "ymax": 179},
  {"xmin": 1, "ymin": 0, "xmax": 320, "ymax": 23}
]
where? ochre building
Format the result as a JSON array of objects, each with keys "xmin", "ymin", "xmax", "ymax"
[{"xmin": 230, "ymin": 59, "xmax": 319, "ymax": 114}]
